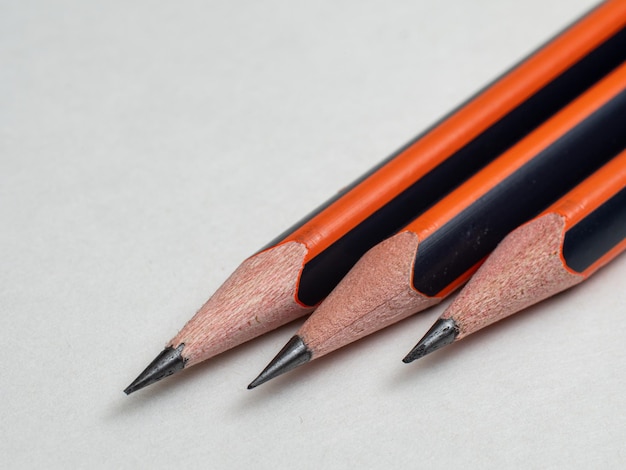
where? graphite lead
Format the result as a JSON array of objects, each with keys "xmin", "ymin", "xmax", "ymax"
[
  {"xmin": 402, "ymin": 318, "xmax": 460, "ymax": 363},
  {"xmin": 124, "ymin": 344, "xmax": 187, "ymax": 395},
  {"xmin": 247, "ymin": 336, "xmax": 311, "ymax": 389}
]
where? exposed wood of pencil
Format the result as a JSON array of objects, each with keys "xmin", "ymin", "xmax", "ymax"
[
  {"xmin": 443, "ymin": 213, "xmax": 583, "ymax": 338},
  {"xmin": 169, "ymin": 242, "xmax": 311, "ymax": 366},
  {"xmin": 299, "ymin": 231, "xmax": 437, "ymax": 358}
]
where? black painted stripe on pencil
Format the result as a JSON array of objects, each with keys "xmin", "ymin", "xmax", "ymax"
[
  {"xmin": 563, "ymin": 187, "xmax": 626, "ymax": 273},
  {"xmin": 412, "ymin": 88, "xmax": 626, "ymax": 296}
]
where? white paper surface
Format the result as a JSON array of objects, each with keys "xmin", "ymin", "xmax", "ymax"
[{"xmin": 2, "ymin": 0, "xmax": 625, "ymax": 468}]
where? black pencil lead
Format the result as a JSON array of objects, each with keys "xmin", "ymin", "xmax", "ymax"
[
  {"xmin": 124, "ymin": 343, "xmax": 187, "ymax": 395},
  {"xmin": 402, "ymin": 318, "xmax": 459, "ymax": 363},
  {"xmin": 247, "ymin": 336, "xmax": 311, "ymax": 389}
]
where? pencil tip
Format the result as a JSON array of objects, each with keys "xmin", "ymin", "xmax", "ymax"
[
  {"xmin": 402, "ymin": 318, "xmax": 459, "ymax": 363},
  {"xmin": 247, "ymin": 336, "xmax": 311, "ymax": 389},
  {"xmin": 124, "ymin": 344, "xmax": 187, "ymax": 395}
]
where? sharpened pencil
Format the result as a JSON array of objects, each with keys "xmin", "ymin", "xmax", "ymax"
[
  {"xmin": 126, "ymin": 0, "xmax": 626, "ymax": 394},
  {"xmin": 249, "ymin": 60, "xmax": 626, "ymax": 389},
  {"xmin": 403, "ymin": 150, "xmax": 626, "ymax": 363}
]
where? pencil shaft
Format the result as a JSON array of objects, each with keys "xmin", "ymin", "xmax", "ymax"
[
  {"xmin": 443, "ymin": 212, "xmax": 584, "ymax": 341},
  {"xmin": 450, "ymin": 188, "xmax": 626, "ymax": 339},
  {"xmin": 416, "ymin": 151, "xmax": 626, "ymax": 353},
  {"xmin": 285, "ymin": 19, "xmax": 626, "ymax": 306}
]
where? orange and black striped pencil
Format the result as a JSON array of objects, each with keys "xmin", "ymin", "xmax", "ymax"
[
  {"xmin": 248, "ymin": 60, "xmax": 626, "ymax": 388},
  {"xmin": 125, "ymin": 0, "xmax": 626, "ymax": 394},
  {"xmin": 403, "ymin": 150, "xmax": 626, "ymax": 363}
]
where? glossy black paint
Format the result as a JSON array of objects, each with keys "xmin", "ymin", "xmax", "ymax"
[
  {"xmin": 563, "ymin": 187, "xmax": 626, "ymax": 273},
  {"xmin": 411, "ymin": 89, "xmax": 626, "ymax": 297}
]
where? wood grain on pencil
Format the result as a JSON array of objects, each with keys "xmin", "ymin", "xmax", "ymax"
[
  {"xmin": 170, "ymin": 242, "xmax": 308, "ymax": 366},
  {"xmin": 126, "ymin": 0, "xmax": 626, "ymax": 394},
  {"xmin": 249, "ymin": 61, "xmax": 626, "ymax": 388},
  {"xmin": 446, "ymin": 213, "xmax": 583, "ymax": 338},
  {"xmin": 299, "ymin": 232, "xmax": 437, "ymax": 358}
]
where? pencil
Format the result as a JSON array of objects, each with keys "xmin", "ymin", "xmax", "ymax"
[
  {"xmin": 125, "ymin": 0, "xmax": 626, "ymax": 394},
  {"xmin": 403, "ymin": 150, "xmax": 626, "ymax": 363},
  {"xmin": 249, "ymin": 60, "xmax": 626, "ymax": 388}
]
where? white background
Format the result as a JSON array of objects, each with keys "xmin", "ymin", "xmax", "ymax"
[{"xmin": 2, "ymin": 0, "xmax": 625, "ymax": 468}]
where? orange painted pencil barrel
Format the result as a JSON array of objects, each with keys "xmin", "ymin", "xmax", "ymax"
[
  {"xmin": 404, "ymin": 151, "xmax": 626, "ymax": 362},
  {"xmin": 276, "ymin": 0, "xmax": 626, "ymax": 307},
  {"xmin": 557, "ymin": 160, "xmax": 626, "ymax": 279}
]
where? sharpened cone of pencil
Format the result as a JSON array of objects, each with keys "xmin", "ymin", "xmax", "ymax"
[{"xmin": 125, "ymin": 0, "xmax": 626, "ymax": 395}]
